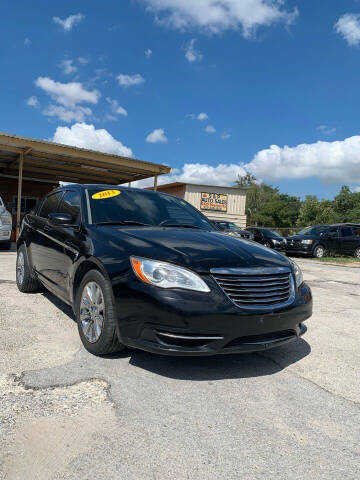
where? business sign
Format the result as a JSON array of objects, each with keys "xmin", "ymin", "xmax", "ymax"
[{"xmin": 200, "ymin": 192, "xmax": 228, "ymax": 212}]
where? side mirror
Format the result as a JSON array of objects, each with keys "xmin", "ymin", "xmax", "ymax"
[{"xmin": 48, "ymin": 212, "xmax": 74, "ymax": 227}]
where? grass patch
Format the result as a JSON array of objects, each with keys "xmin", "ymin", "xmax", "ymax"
[{"xmin": 309, "ymin": 256, "xmax": 360, "ymax": 266}]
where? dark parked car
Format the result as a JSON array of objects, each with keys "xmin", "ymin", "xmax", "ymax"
[
  {"xmin": 213, "ymin": 221, "xmax": 253, "ymax": 240},
  {"xmin": 285, "ymin": 224, "xmax": 360, "ymax": 258},
  {"xmin": 246, "ymin": 227, "xmax": 287, "ymax": 251},
  {"xmin": 285, "ymin": 225, "xmax": 331, "ymax": 258},
  {"xmin": 16, "ymin": 185, "xmax": 312, "ymax": 356}
]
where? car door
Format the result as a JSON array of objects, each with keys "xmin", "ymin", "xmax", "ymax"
[
  {"xmin": 53, "ymin": 189, "xmax": 84, "ymax": 298},
  {"xmin": 324, "ymin": 226, "xmax": 340, "ymax": 253},
  {"xmin": 338, "ymin": 226, "xmax": 357, "ymax": 255},
  {"xmin": 30, "ymin": 191, "xmax": 64, "ymax": 291}
]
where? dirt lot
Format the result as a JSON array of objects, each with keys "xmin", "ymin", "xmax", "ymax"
[{"xmin": 0, "ymin": 246, "xmax": 359, "ymax": 480}]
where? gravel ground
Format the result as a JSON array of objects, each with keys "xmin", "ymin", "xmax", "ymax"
[{"xmin": 0, "ymin": 246, "xmax": 359, "ymax": 479}]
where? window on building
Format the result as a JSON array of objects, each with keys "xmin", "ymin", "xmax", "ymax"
[{"xmin": 12, "ymin": 196, "xmax": 39, "ymax": 215}]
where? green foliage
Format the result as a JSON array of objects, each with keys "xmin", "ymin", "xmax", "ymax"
[
  {"xmin": 235, "ymin": 176, "xmax": 360, "ymax": 228},
  {"xmin": 235, "ymin": 175, "xmax": 300, "ymax": 228}
]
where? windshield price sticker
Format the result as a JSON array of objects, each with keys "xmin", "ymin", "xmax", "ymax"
[{"xmin": 92, "ymin": 190, "xmax": 121, "ymax": 200}]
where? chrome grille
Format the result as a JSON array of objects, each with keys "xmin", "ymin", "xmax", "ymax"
[{"xmin": 212, "ymin": 271, "xmax": 292, "ymax": 307}]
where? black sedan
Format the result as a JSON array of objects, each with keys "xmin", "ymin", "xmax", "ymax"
[
  {"xmin": 246, "ymin": 227, "xmax": 287, "ymax": 251},
  {"xmin": 16, "ymin": 185, "xmax": 312, "ymax": 356}
]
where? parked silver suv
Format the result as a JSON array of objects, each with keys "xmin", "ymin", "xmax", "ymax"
[{"xmin": 0, "ymin": 196, "xmax": 12, "ymax": 249}]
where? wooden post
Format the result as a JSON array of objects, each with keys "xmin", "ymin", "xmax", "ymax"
[
  {"xmin": 16, "ymin": 152, "xmax": 24, "ymax": 240},
  {"xmin": 154, "ymin": 175, "xmax": 158, "ymax": 191}
]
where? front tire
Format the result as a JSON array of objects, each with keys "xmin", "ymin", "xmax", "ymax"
[
  {"xmin": 16, "ymin": 245, "xmax": 40, "ymax": 292},
  {"xmin": 75, "ymin": 269, "xmax": 125, "ymax": 355},
  {"xmin": 354, "ymin": 247, "xmax": 360, "ymax": 259},
  {"xmin": 264, "ymin": 241, "xmax": 271, "ymax": 248},
  {"xmin": 313, "ymin": 245, "xmax": 326, "ymax": 258}
]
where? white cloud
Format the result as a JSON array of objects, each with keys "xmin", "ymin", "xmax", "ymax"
[
  {"xmin": 52, "ymin": 123, "xmax": 133, "ymax": 157},
  {"xmin": 24, "ymin": 38, "xmax": 31, "ymax": 46},
  {"xmin": 43, "ymin": 105, "xmax": 92, "ymax": 123},
  {"xmin": 188, "ymin": 112, "xmax": 208, "ymax": 121},
  {"xmin": 27, "ymin": 96, "xmax": 39, "ymax": 108},
  {"xmin": 205, "ymin": 125, "xmax": 216, "ymax": 133},
  {"xmin": 106, "ymin": 97, "xmax": 128, "ymax": 117},
  {"xmin": 334, "ymin": 13, "xmax": 360, "ymax": 47},
  {"xmin": 141, "ymin": 0, "xmax": 297, "ymax": 37},
  {"xmin": 221, "ymin": 132, "xmax": 231, "ymax": 140},
  {"xmin": 35, "ymin": 77, "xmax": 100, "ymax": 107},
  {"xmin": 145, "ymin": 48, "xmax": 153, "ymax": 58},
  {"xmin": 146, "ymin": 128, "xmax": 168, "ymax": 143},
  {"xmin": 117, "ymin": 73, "xmax": 145, "ymax": 87},
  {"xmin": 317, "ymin": 125, "xmax": 336, "ymax": 135},
  {"xmin": 53, "ymin": 13, "xmax": 84, "ymax": 31},
  {"xmin": 246, "ymin": 135, "xmax": 360, "ymax": 184},
  {"xmin": 78, "ymin": 57, "xmax": 89, "ymax": 65},
  {"xmin": 59, "ymin": 59, "xmax": 78, "ymax": 75},
  {"xmin": 351, "ymin": 186, "xmax": 360, "ymax": 193},
  {"xmin": 133, "ymin": 162, "xmax": 247, "ymax": 188},
  {"xmin": 184, "ymin": 38, "xmax": 202, "ymax": 62}
]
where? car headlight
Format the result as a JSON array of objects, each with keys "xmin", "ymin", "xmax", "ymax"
[
  {"xmin": 288, "ymin": 259, "xmax": 303, "ymax": 287},
  {"xmin": 0, "ymin": 214, "xmax": 12, "ymax": 226},
  {"xmin": 301, "ymin": 239, "xmax": 313, "ymax": 245},
  {"xmin": 130, "ymin": 257, "xmax": 210, "ymax": 292}
]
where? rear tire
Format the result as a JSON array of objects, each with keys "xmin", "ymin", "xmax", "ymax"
[
  {"xmin": 16, "ymin": 245, "xmax": 40, "ymax": 292},
  {"xmin": 75, "ymin": 269, "xmax": 125, "ymax": 355},
  {"xmin": 354, "ymin": 247, "xmax": 360, "ymax": 259},
  {"xmin": 313, "ymin": 245, "xmax": 325, "ymax": 258}
]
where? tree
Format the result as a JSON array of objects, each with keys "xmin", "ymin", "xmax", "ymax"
[{"xmin": 236, "ymin": 174, "xmax": 300, "ymax": 228}]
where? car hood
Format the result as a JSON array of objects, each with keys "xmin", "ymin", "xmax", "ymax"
[
  {"xmin": 96, "ymin": 226, "xmax": 292, "ymax": 273},
  {"xmin": 287, "ymin": 234, "xmax": 318, "ymax": 241}
]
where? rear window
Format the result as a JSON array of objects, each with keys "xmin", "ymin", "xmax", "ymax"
[{"xmin": 88, "ymin": 189, "xmax": 214, "ymax": 230}]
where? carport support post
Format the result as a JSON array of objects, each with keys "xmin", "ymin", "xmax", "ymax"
[
  {"xmin": 16, "ymin": 152, "xmax": 24, "ymax": 241},
  {"xmin": 154, "ymin": 175, "xmax": 158, "ymax": 191}
]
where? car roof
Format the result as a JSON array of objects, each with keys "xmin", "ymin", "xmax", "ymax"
[{"xmin": 49, "ymin": 184, "xmax": 174, "ymax": 197}]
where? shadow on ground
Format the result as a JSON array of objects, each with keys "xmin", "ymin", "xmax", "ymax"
[{"xmin": 122, "ymin": 338, "xmax": 311, "ymax": 381}]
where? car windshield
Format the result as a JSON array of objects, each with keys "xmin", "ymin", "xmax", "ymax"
[
  {"xmin": 218, "ymin": 222, "xmax": 240, "ymax": 231},
  {"xmin": 88, "ymin": 188, "xmax": 215, "ymax": 230},
  {"xmin": 297, "ymin": 226, "xmax": 328, "ymax": 236},
  {"xmin": 264, "ymin": 229, "xmax": 282, "ymax": 238}
]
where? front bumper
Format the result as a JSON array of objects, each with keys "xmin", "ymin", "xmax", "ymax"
[
  {"xmin": 285, "ymin": 244, "xmax": 313, "ymax": 256},
  {"xmin": 113, "ymin": 276, "xmax": 312, "ymax": 356},
  {"xmin": 0, "ymin": 225, "xmax": 11, "ymax": 243}
]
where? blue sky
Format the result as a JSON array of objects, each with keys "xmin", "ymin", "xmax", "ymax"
[{"xmin": 1, "ymin": 0, "xmax": 360, "ymax": 198}]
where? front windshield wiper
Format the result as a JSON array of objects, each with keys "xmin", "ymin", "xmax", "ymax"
[
  {"xmin": 159, "ymin": 224, "xmax": 204, "ymax": 229},
  {"xmin": 96, "ymin": 221, "xmax": 152, "ymax": 226}
]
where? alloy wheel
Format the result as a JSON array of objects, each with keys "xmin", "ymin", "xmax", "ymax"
[
  {"xmin": 17, "ymin": 251, "xmax": 25, "ymax": 285},
  {"xmin": 355, "ymin": 247, "xmax": 360, "ymax": 259},
  {"xmin": 315, "ymin": 246, "xmax": 325, "ymax": 258},
  {"xmin": 80, "ymin": 281, "xmax": 105, "ymax": 343}
]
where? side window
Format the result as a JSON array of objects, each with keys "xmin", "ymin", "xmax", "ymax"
[
  {"xmin": 38, "ymin": 192, "xmax": 62, "ymax": 219},
  {"xmin": 340, "ymin": 227, "xmax": 353, "ymax": 237},
  {"xmin": 327, "ymin": 227, "xmax": 338, "ymax": 237},
  {"xmin": 59, "ymin": 190, "xmax": 81, "ymax": 225}
]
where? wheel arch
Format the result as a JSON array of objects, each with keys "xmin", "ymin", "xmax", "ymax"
[{"xmin": 71, "ymin": 257, "xmax": 111, "ymax": 308}]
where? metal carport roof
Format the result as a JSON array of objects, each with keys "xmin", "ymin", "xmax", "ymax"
[{"xmin": 0, "ymin": 131, "xmax": 171, "ymax": 237}]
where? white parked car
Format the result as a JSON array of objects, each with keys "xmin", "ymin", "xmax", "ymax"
[{"xmin": 0, "ymin": 196, "xmax": 12, "ymax": 250}]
